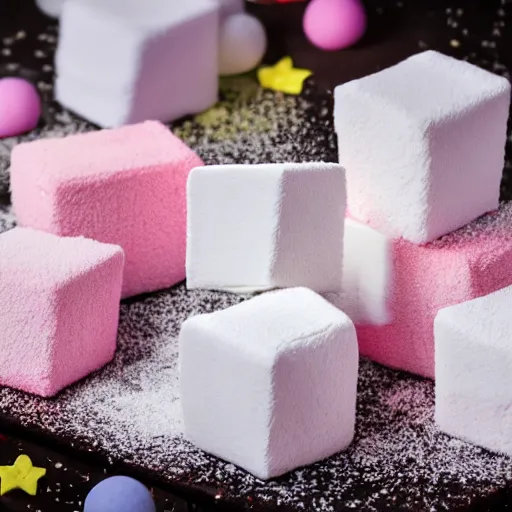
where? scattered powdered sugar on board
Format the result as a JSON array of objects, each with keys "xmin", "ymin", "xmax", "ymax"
[
  {"xmin": 0, "ymin": 204, "xmax": 15, "ymax": 231},
  {"xmin": 172, "ymin": 75, "xmax": 337, "ymax": 169},
  {"xmin": 431, "ymin": 201, "xmax": 512, "ymax": 249},
  {"xmin": 0, "ymin": 142, "xmax": 11, "ymax": 197}
]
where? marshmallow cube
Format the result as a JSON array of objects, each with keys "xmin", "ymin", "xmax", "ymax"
[
  {"xmin": 334, "ymin": 50, "xmax": 510, "ymax": 243},
  {"xmin": 56, "ymin": 0, "xmax": 219, "ymax": 128},
  {"xmin": 11, "ymin": 121, "xmax": 203, "ymax": 298},
  {"xmin": 0, "ymin": 228, "xmax": 124, "ymax": 397},
  {"xmin": 331, "ymin": 204, "xmax": 512, "ymax": 378},
  {"xmin": 334, "ymin": 218, "xmax": 393, "ymax": 326},
  {"xmin": 435, "ymin": 285, "xmax": 512, "ymax": 455},
  {"xmin": 180, "ymin": 287, "xmax": 358, "ymax": 480},
  {"xmin": 186, "ymin": 163, "xmax": 346, "ymax": 294}
]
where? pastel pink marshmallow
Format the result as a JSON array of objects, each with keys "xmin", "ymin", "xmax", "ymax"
[
  {"xmin": 331, "ymin": 204, "xmax": 512, "ymax": 378},
  {"xmin": 435, "ymin": 285, "xmax": 512, "ymax": 455},
  {"xmin": 10, "ymin": 121, "xmax": 203, "ymax": 298},
  {"xmin": 0, "ymin": 227, "xmax": 124, "ymax": 397},
  {"xmin": 334, "ymin": 50, "xmax": 510, "ymax": 243},
  {"xmin": 180, "ymin": 287, "xmax": 358, "ymax": 480}
]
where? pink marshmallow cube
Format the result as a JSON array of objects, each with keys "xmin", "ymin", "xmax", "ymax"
[
  {"xmin": 0, "ymin": 227, "xmax": 124, "ymax": 397},
  {"xmin": 333, "ymin": 203, "xmax": 512, "ymax": 378},
  {"xmin": 10, "ymin": 121, "xmax": 203, "ymax": 298}
]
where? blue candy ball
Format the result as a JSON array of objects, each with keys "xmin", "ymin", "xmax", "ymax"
[{"xmin": 84, "ymin": 476, "xmax": 156, "ymax": 512}]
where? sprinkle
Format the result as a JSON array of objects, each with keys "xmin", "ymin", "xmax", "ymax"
[
  {"xmin": 0, "ymin": 455, "xmax": 46, "ymax": 496},
  {"xmin": 257, "ymin": 57, "xmax": 313, "ymax": 95}
]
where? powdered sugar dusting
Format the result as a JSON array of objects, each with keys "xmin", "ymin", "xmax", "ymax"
[
  {"xmin": 0, "ymin": 204, "xmax": 15, "ymax": 231},
  {"xmin": 431, "ymin": 201, "xmax": 512, "ymax": 249}
]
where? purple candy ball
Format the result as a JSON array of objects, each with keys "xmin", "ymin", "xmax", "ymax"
[
  {"xmin": 84, "ymin": 476, "xmax": 156, "ymax": 512},
  {"xmin": 0, "ymin": 78, "xmax": 41, "ymax": 138}
]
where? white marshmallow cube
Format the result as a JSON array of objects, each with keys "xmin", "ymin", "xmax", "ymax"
[
  {"xmin": 334, "ymin": 50, "xmax": 510, "ymax": 243},
  {"xmin": 326, "ymin": 218, "xmax": 393, "ymax": 326},
  {"xmin": 56, "ymin": 0, "xmax": 219, "ymax": 127},
  {"xmin": 179, "ymin": 287, "xmax": 359, "ymax": 480},
  {"xmin": 186, "ymin": 163, "xmax": 346, "ymax": 294},
  {"xmin": 435, "ymin": 285, "xmax": 512, "ymax": 455}
]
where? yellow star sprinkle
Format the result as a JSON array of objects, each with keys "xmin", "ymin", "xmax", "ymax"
[
  {"xmin": 257, "ymin": 57, "xmax": 313, "ymax": 95},
  {"xmin": 0, "ymin": 455, "xmax": 46, "ymax": 496}
]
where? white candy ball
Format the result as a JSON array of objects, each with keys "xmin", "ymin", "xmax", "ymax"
[
  {"xmin": 35, "ymin": 0, "xmax": 66, "ymax": 18},
  {"xmin": 219, "ymin": 13, "xmax": 268, "ymax": 76}
]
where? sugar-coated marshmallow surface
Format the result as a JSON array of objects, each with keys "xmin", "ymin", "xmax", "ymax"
[
  {"xmin": 328, "ymin": 204, "xmax": 512, "ymax": 378},
  {"xmin": 10, "ymin": 121, "xmax": 203, "ymax": 298},
  {"xmin": 335, "ymin": 50, "xmax": 510, "ymax": 243},
  {"xmin": 435, "ymin": 285, "xmax": 512, "ymax": 455},
  {"xmin": 56, "ymin": 0, "xmax": 219, "ymax": 127},
  {"xmin": 0, "ymin": 228, "xmax": 124, "ymax": 397},
  {"xmin": 179, "ymin": 287, "xmax": 358, "ymax": 480},
  {"xmin": 331, "ymin": 218, "xmax": 393, "ymax": 326},
  {"xmin": 186, "ymin": 162, "xmax": 346, "ymax": 294}
]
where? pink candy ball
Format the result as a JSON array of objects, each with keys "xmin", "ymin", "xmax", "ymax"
[
  {"xmin": 0, "ymin": 78, "xmax": 41, "ymax": 138},
  {"xmin": 303, "ymin": 0, "xmax": 367, "ymax": 51}
]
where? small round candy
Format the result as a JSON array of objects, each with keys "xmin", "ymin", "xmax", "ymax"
[
  {"xmin": 303, "ymin": 0, "xmax": 367, "ymax": 51},
  {"xmin": 219, "ymin": 13, "xmax": 268, "ymax": 76},
  {"xmin": 35, "ymin": 0, "xmax": 66, "ymax": 18},
  {"xmin": 0, "ymin": 78, "xmax": 41, "ymax": 138},
  {"xmin": 84, "ymin": 476, "xmax": 156, "ymax": 512}
]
